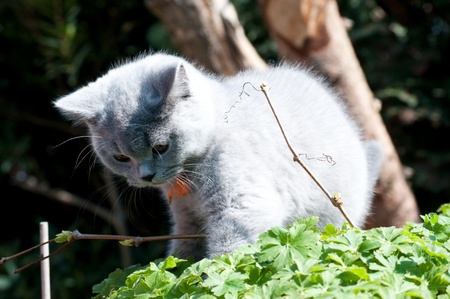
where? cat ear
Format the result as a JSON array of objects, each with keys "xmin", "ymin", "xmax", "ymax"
[
  {"xmin": 153, "ymin": 63, "xmax": 190, "ymax": 101},
  {"xmin": 53, "ymin": 84, "xmax": 104, "ymax": 126}
]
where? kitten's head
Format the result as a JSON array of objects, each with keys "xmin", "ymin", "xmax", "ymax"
[{"xmin": 54, "ymin": 53, "xmax": 216, "ymax": 188}]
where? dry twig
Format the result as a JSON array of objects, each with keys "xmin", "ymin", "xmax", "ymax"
[
  {"xmin": 0, "ymin": 230, "xmax": 206, "ymax": 273},
  {"xmin": 258, "ymin": 82, "xmax": 356, "ymax": 227}
]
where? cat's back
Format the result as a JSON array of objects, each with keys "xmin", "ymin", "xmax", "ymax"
[
  {"xmin": 210, "ymin": 63, "xmax": 374, "ymax": 227},
  {"xmin": 218, "ymin": 64, "xmax": 358, "ymax": 145}
]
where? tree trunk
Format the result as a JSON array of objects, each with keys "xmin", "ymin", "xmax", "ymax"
[
  {"xmin": 144, "ymin": 0, "xmax": 267, "ymax": 75},
  {"xmin": 260, "ymin": 0, "xmax": 421, "ymax": 228},
  {"xmin": 145, "ymin": 0, "xmax": 421, "ymax": 228}
]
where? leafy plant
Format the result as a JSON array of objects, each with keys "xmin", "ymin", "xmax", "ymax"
[{"xmin": 92, "ymin": 204, "xmax": 450, "ymax": 298}]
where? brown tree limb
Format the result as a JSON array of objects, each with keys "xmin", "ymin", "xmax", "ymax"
[
  {"xmin": 1, "ymin": 231, "xmax": 205, "ymax": 273},
  {"xmin": 260, "ymin": 0, "xmax": 421, "ymax": 228},
  {"xmin": 144, "ymin": 0, "xmax": 267, "ymax": 75}
]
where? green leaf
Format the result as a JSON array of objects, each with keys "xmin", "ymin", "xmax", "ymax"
[
  {"xmin": 159, "ymin": 256, "xmax": 183, "ymax": 271},
  {"xmin": 322, "ymin": 223, "xmax": 340, "ymax": 239},
  {"xmin": 365, "ymin": 226, "xmax": 413, "ymax": 256},
  {"xmin": 243, "ymin": 279, "xmax": 296, "ymax": 298},
  {"xmin": 437, "ymin": 204, "xmax": 450, "ymax": 217},
  {"xmin": 302, "ymin": 270, "xmax": 341, "ymax": 291},
  {"xmin": 358, "ymin": 239, "xmax": 382, "ymax": 253},
  {"xmin": 194, "ymin": 295, "xmax": 217, "ymax": 299},
  {"xmin": 337, "ymin": 266, "xmax": 370, "ymax": 286},
  {"xmin": 326, "ymin": 229, "xmax": 364, "ymax": 253},
  {"xmin": 202, "ymin": 271, "xmax": 247, "ymax": 297},
  {"xmin": 180, "ymin": 258, "xmax": 212, "ymax": 279},
  {"xmin": 423, "ymin": 214, "xmax": 450, "ymax": 243},
  {"xmin": 140, "ymin": 271, "xmax": 176, "ymax": 297},
  {"xmin": 369, "ymin": 251, "xmax": 398, "ymax": 272},
  {"xmin": 273, "ymin": 258, "xmax": 320, "ymax": 283},
  {"xmin": 92, "ymin": 208, "xmax": 450, "ymax": 298},
  {"xmin": 92, "ymin": 264, "xmax": 143, "ymax": 297},
  {"xmin": 55, "ymin": 230, "xmax": 73, "ymax": 243},
  {"xmin": 426, "ymin": 267, "xmax": 450, "ymax": 292},
  {"xmin": 257, "ymin": 217, "xmax": 321, "ymax": 270},
  {"xmin": 378, "ymin": 272, "xmax": 424, "ymax": 297},
  {"xmin": 119, "ymin": 239, "xmax": 134, "ymax": 247}
]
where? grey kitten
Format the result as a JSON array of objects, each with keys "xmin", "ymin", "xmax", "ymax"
[{"xmin": 54, "ymin": 52, "xmax": 382, "ymax": 260}]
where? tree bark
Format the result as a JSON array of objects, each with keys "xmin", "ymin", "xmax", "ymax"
[
  {"xmin": 260, "ymin": 0, "xmax": 421, "ymax": 228},
  {"xmin": 145, "ymin": 0, "xmax": 267, "ymax": 75},
  {"xmin": 145, "ymin": 0, "xmax": 421, "ymax": 228}
]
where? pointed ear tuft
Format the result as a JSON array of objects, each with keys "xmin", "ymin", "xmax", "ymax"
[
  {"xmin": 53, "ymin": 85, "xmax": 104, "ymax": 126},
  {"xmin": 153, "ymin": 63, "xmax": 190, "ymax": 100}
]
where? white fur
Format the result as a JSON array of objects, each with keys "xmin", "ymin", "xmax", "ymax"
[{"xmin": 54, "ymin": 52, "xmax": 382, "ymax": 260}]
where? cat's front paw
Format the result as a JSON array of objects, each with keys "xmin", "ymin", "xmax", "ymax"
[{"xmin": 206, "ymin": 218, "xmax": 254, "ymax": 258}]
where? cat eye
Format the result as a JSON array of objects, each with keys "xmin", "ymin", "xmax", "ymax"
[
  {"xmin": 152, "ymin": 144, "xmax": 169, "ymax": 155},
  {"xmin": 113, "ymin": 154, "xmax": 131, "ymax": 162}
]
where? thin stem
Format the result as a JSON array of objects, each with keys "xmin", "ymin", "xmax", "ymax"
[
  {"xmin": 70, "ymin": 230, "xmax": 206, "ymax": 247},
  {"xmin": 259, "ymin": 83, "xmax": 356, "ymax": 227},
  {"xmin": 2, "ymin": 231, "xmax": 206, "ymax": 273},
  {"xmin": 0, "ymin": 239, "xmax": 55, "ymax": 265},
  {"xmin": 14, "ymin": 240, "xmax": 74, "ymax": 274}
]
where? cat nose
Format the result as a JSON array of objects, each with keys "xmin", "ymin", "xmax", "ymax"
[{"xmin": 141, "ymin": 173, "xmax": 156, "ymax": 182}]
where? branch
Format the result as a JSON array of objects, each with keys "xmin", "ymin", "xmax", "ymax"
[
  {"xmin": 145, "ymin": 0, "xmax": 267, "ymax": 75},
  {"xmin": 1, "ymin": 230, "xmax": 206, "ymax": 273}
]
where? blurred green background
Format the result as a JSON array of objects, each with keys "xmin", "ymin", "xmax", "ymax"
[{"xmin": 0, "ymin": 0, "xmax": 449, "ymax": 298}]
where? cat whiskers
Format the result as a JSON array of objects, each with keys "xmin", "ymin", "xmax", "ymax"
[
  {"xmin": 116, "ymin": 182, "xmax": 144, "ymax": 224},
  {"xmin": 52, "ymin": 135, "xmax": 103, "ymax": 170},
  {"xmin": 181, "ymin": 165, "xmax": 215, "ymax": 190},
  {"xmin": 93, "ymin": 176, "xmax": 131, "ymax": 230},
  {"xmin": 52, "ymin": 135, "xmax": 103, "ymax": 148},
  {"xmin": 176, "ymin": 173, "xmax": 197, "ymax": 194},
  {"xmin": 124, "ymin": 186, "xmax": 160, "ymax": 232},
  {"xmin": 53, "ymin": 135, "xmax": 103, "ymax": 178},
  {"xmin": 83, "ymin": 142, "xmax": 111, "ymax": 181},
  {"xmin": 66, "ymin": 174, "xmax": 121, "ymax": 230},
  {"xmin": 95, "ymin": 175, "xmax": 159, "ymax": 234},
  {"xmin": 74, "ymin": 143, "xmax": 96, "ymax": 170}
]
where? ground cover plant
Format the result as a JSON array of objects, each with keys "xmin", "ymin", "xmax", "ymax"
[{"xmin": 92, "ymin": 204, "xmax": 450, "ymax": 298}]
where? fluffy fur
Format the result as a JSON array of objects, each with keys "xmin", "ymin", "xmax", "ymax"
[{"xmin": 54, "ymin": 52, "xmax": 382, "ymax": 260}]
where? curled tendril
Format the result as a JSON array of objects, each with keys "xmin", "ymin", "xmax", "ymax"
[
  {"xmin": 298, "ymin": 153, "xmax": 336, "ymax": 166},
  {"xmin": 224, "ymin": 82, "xmax": 264, "ymax": 123}
]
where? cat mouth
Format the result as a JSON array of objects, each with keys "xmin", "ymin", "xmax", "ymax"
[
  {"xmin": 132, "ymin": 171, "xmax": 185, "ymax": 188},
  {"xmin": 132, "ymin": 179, "xmax": 169, "ymax": 188}
]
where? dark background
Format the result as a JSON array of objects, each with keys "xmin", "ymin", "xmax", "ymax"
[{"xmin": 1, "ymin": 0, "xmax": 449, "ymax": 298}]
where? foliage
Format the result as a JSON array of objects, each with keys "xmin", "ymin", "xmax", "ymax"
[
  {"xmin": 0, "ymin": 1, "xmax": 449, "ymax": 298},
  {"xmin": 92, "ymin": 205, "xmax": 450, "ymax": 298}
]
